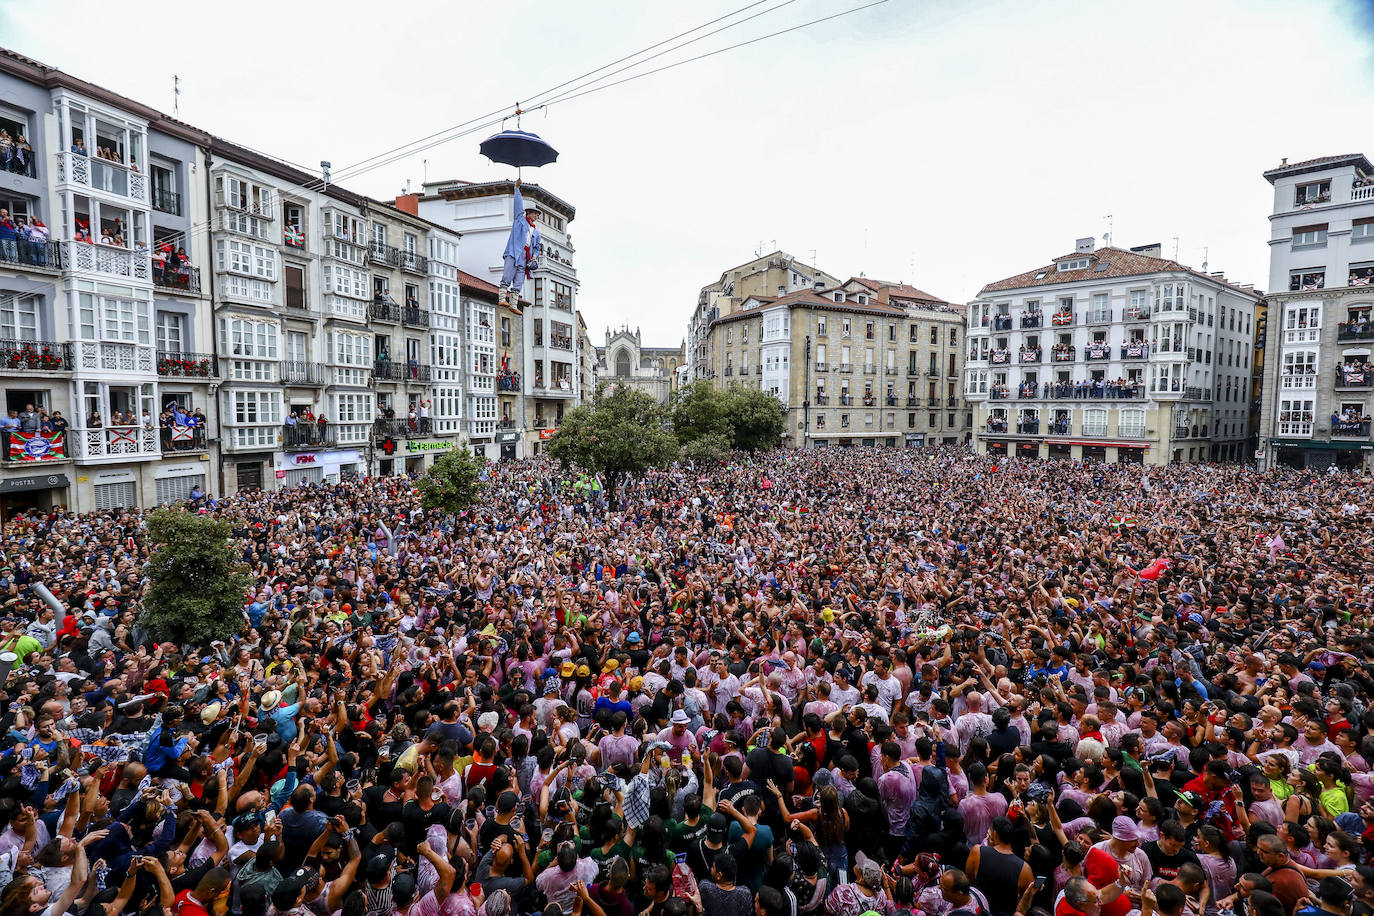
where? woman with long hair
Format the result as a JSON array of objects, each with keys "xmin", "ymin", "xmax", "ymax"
[
  {"xmin": 1194, "ymin": 824, "xmax": 1238, "ymax": 916},
  {"xmin": 774, "ymin": 783, "xmax": 850, "ymax": 876}
]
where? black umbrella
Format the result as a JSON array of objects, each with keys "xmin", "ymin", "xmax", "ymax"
[{"xmin": 479, "ymin": 129, "xmax": 559, "ymax": 168}]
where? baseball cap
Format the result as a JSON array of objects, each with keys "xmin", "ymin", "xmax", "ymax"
[
  {"xmin": 575, "ymin": 664, "xmax": 591, "ymax": 678},
  {"xmin": 365, "ymin": 853, "xmax": 394, "ymax": 883},
  {"xmin": 1175, "ymin": 790, "xmax": 1202, "ymax": 810},
  {"xmin": 559, "ymin": 661, "xmax": 575, "ymax": 677},
  {"xmin": 705, "ymin": 812, "xmax": 729, "ymax": 841},
  {"xmin": 603, "ymin": 659, "xmax": 619, "ymax": 673}
]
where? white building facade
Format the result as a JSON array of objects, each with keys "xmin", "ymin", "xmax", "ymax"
[
  {"xmin": 1259, "ymin": 154, "xmax": 1374, "ymax": 470},
  {"xmin": 966, "ymin": 241, "xmax": 1261, "ymax": 464},
  {"xmin": 415, "ymin": 180, "xmax": 582, "ymax": 455}
]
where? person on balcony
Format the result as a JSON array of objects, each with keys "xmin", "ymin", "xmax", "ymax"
[
  {"xmin": 0, "ymin": 209, "xmax": 16, "ymax": 263},
  {"xmin": 17, "ymin": 404, "xmax": 39, "ymax": 434},
  {"xmin": 48, "ymin": 411, "xmax": 67, "ymax": 435},
  {"xmin": 70, "ymin": 137, "xmax": 86, "ymax": 156},
  {"xmin": 87, "ymin": 410, "xmax": 103, "ymax": 428},
  {"xmin": 24, "ymin": 218, "xmax": 47, "ymax": 266},
  {"xmin": 500, "ymin": 182, "xmax": 541, "ymax": 307}
]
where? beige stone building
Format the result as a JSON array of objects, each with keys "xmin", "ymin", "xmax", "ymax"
[
  {"xmin": 688, "ymin": 250, "xmax": 841, "ymax": 383},
  {"xmin": 597, "ymin": 327, "xmax": 684, "ymax": 404},
  {"xmin": 707, "ymin": 280, "xmax": 969, "ymax": 447}
]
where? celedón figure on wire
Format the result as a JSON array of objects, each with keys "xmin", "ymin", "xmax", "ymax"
[{"xmin": 500, "ymin": 182, "xmax": 541, "ymax": 307}]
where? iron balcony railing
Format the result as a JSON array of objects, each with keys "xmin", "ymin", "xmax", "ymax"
[
  {"xmin": 155, "ymin": 350, "xmax": 217, "ymax": 378},
  {"xmin": 153, "ymin": 265, "xmax": 201, "ymax": 293},
  {"xmin": 281, "ymin": 360, "xmax": 326, "ymax": 385},
  {"xmin": 283, "ymin": 423, "xmax": 336, "ymax": 449},
  {"xmin": 1, "ymin": 338, "xmax": 73, "ymax": 371},
  {"xmin": 373, "ymin": 359, "xmax": 432, "ymax": 382}
]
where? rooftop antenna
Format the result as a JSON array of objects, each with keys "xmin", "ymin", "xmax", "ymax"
[
  {"xmin": 172, "ymin": 74, "xmax": 181, "ymax": 116},
  {"xmin": 1172, "ymin": 236, "xmax": 1180, "ymax": 260},
  {"xmin": 808, "ymin": 249, "xmax": 817, "ymax": 271},
  {"xmin": 320, "ymin": 161, "xmax": 332, "ymax": 189},
  {"xmin": 1103, "ymin": 213, "xmax": 1113, "ymax": 248},
  {"xmin": 423, "ymin": 159, "xmax": 429, "ymax": 186},
  {"xmin": 1201, "ymin": 246, "xmax": 1209, "ymax": 272}
]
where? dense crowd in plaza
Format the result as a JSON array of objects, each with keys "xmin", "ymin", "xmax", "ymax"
[{"xmin": 0, "ymin": 447, "xmax": 1371, "ymax": 916}]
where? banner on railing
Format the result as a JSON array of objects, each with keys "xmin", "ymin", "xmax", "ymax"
[
  {"xmin": 171, "ymin": 424, "xmax": 195, "ymax": 442},
  {"xmin": 7, "ymin": 431, "xmax": 65, "ymax": 462},
  {"xmin": 1124, "ymin": 343, "xmax": 1146, "ymax": 357},
  {"xmin": 1087, "ymin": 345, "xmax": 1109, "ymax": 359},
  {"xmin": 110, "ymin": 427, "xmax": 137, "ymax": 446},
  {"xmin": 1343, "ymin": 369, "xmax": 1367, "ymax": 384}
]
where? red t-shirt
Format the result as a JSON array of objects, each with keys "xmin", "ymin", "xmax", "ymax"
[
  {"xmin": 173, "ymin": 890, "xmax": 211, "ymax": 916},
  {"xmin": 1082, "ymin": 845, "xmax": 1129, "ymax": 916}
]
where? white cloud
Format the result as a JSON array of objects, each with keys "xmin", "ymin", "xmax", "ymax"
[{"xmin": 5, "ymin": 0, "xmax": 1371, "ymax": 345}]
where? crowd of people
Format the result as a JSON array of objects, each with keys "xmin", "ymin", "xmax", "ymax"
[
  {"xmin": 0, "ymin": 448, "xmax": 1371, "ymax": 916},
  {"xmin": 0, "ymin": 209, "xmax": 50, "ymax": 267}
]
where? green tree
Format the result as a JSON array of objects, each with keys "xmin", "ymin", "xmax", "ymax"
[
  {"xmin": 416, "ymin": 448, "xmax": 487, "ymax": 516},
  {"xmin": 670, "ymin": 381, "xmax": 732, "ymax": 444},
  {"xmin": 725, "ymin": 386, "xmax": 787, "ymax": 452},
  {"xmin": 139, "ymin": 509, "xmax": 253, "ymax": 647},
  {"xmin": 547, "ymin": 384, "xmax": 678, "ymax": 496},
  {"xmin": 679, "ymin": 431, "xmax": 731, "ymax": 466}
]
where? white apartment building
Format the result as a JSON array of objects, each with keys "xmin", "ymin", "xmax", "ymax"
[
  {"xmin": 0, "ymin": 52, "xmax": 223, "ymax": 514},
  {"xmin": 416, "ymin": 180, "xmax": 582, "ymax": 456},
  {"xmin": 1259, "ymin": 154, "xmax": 1374, "ymax": 470},
  {"xmin": 966, "ymin": 240, "xmax": 1261, "ymax": 464}
]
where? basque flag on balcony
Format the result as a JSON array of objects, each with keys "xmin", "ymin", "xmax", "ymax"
[{"xmin": 8, "ymin": 431, "xmax": 65, "ymax": 461}]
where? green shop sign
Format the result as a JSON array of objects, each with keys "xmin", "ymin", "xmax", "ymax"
[{"xmin": 405, "ymin": 440, "xmax": 454, "ymax": 453}]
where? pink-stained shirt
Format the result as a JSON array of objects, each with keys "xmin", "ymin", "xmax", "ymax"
[{"xmin": 958, "ymin": 791, "xmax": 1009, "ymax": 845}]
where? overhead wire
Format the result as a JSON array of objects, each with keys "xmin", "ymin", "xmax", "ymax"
[
  {"xmin": 149, "ymin": 0, "xmax": 793, "ymax": 252},
  {"xmin": 149, "ymin": 0, "xmax": 887, "ymax": 252}
]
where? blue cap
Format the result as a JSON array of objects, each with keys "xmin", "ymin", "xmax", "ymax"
[
  {"xmin": 626, "ymin": 632, "xmax": 641, "ymax": 644},
  {"xmin": 1179, "ymin": 593, "xmax": 1194, "ymax": 605}
]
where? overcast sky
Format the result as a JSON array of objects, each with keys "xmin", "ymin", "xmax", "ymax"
[{"xmin": 5, "ymin": 0, "xmax": 1374, "ymax": 345}]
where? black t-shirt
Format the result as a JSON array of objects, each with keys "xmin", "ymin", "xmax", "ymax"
[
  {"xmin": 1142, "ymin": 841, "xmax": 1200, "ymax": 881},
  {"xmin": 744, "ymin": 746, "xmax": 794, "ymax": 814},
  {"xmin": 171, "ymin": 859, "xmax": 215, "ymax": 895}
]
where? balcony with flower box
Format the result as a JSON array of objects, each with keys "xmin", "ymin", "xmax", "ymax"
[
  {"xmin": 57, "ymin": 151, "xmax": 148, "ymax": 204},
  {"xmin": 153, "ymin": 265, "xmax": 201, "ymax": 294},
  {"xmin": 73, "ymin": 425, "xmax": 159, "ymax": 462},
  {"xmin": 1, "ymin": 339, "xmax": 72, "ymax": 372},
  {"xmin": 1338, "ymin": 321, "xmax": 1374, "ymax": 342},
  {"xmin": 155, "ymin": 350, "xmax": 217, "ymax": 379}
]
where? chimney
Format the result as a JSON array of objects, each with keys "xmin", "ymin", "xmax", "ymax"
[
  {"xmin": 394, "ymin": 194, "xmax": 419, "ymax": 216},
  {"xmin": 1281, "ymin": 157, "xmax": 1288, "ymax": 166},
  {"xmin": 1075, "ymin": 237, "xmax": 1095, "ymax": 253},
  {"xmin": 1130, "ymin": 242, "xmax": 1163, "ymax": 259}
]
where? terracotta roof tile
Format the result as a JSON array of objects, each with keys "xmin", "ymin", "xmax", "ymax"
[{"xmin": 977, "ymin": 247, "xmax": 1262, "ymax": 298}]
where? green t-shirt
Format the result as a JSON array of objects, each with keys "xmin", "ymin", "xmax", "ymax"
[
  {"xmin": 0, "ymin": 633, "xmax": 42, "ymax": 662},
  {"xmin": 667, "ymin": 805, "xmax": 714, "ymax": 852},
  {"xmin": 588, "ymin": 840, "xmax": 633, "ymax": 882}
]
